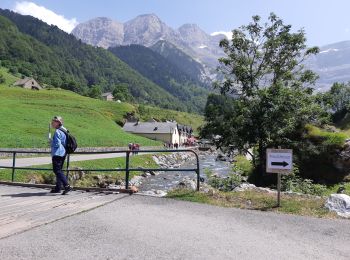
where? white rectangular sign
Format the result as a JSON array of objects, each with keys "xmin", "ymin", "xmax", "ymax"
[{"xmin": 266, "ymin": 149, "xmax": 293, "ymax": 174}]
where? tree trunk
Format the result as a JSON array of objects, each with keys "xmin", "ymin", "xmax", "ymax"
[{"xmin": 257, "ymin": 139, "xmax": 266, "ymax": 185}]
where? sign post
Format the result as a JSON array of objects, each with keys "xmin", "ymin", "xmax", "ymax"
[{"xmin": 266, "ymin": 149, "xmax": 293, "ymax": 207}]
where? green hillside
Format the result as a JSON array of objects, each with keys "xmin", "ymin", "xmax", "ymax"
[
  {"xmin": 0, "ymin": 67, "xmax": 204, "ymax": 148},
  {"xmin": 151, "ymin": 40, "xmax": 208, "ymax": 85},
  {"xmin": 0, "ymin": 9, "xmax": 201, "ymax": 111},
  {"xmin": 0, "ymin": 68, "xmax": 160, "ymax": 148},
  {"xmin": 109, "ymin": 45, "xmax": 210, "ymax": 113}
]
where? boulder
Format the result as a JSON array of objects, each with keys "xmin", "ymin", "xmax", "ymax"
[
  {"xmin": 177, "ymin": 177, "xmax": 197, "ymax": 190},
  {"xmin": 129, "ymin": 176, "xmax": 143, "ymax": 186},
  {"xmin": 142, "ymin": 189, "xmax": 167, "ymax": 197},
  {"xmin": 233, "ymin": 183, "xmax": 256, "ymax": 192},
  {"xmin": 254, "ymin": 187, "xmax": 276, "ymax": 193},
  {"xmin": 155, "ymin": 190, "xmax": 167, "ymax": 196},
  {"xmin": 216, "ymin": 154, "xmax": 227, "ymax": 161},
  {"xmin": 69, "ymin": 167, "xmax": 86, "ymax": 181},
  {"xmin": 325, "ymin": 194, "xmax": 350, "ymax": 218},
  {"xmin": 141, "ymin": 172, "xmax": 151, "ymax": 177}
]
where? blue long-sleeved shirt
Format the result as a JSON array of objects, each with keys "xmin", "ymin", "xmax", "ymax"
[{"xmin": 51, "ymin": 126, "xmax": 67, "ymax": 157}]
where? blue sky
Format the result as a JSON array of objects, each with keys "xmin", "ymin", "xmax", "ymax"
[{"xmin": 0, "ymin": 0, "xmax": 349, "ymax": 46}]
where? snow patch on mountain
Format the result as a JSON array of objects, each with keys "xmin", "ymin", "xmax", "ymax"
[{"xmin": 320, "ymin": 48, "xmax": 339, "ymax": 54}]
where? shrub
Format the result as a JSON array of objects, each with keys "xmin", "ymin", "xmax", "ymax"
[
  {"xmin": 0, "ymin": 73, "xmax": 5, "ymax": 84},
  {"xmin": 204, "ymin": 168, "xmax": 213, "ymax": 179},
  {"xmin": 281, "ymin": 174, "xmax": 327, "ymax": 196},
  {"xmin": 42, "ymin": 172, "xmax": 56, "ymax": 184},
  {"xmin": 208, "ymin": 174, "xmax": 243, "ymax": 192},
  {"xmin": 232, "ymin": 155, "xmax": 253, "ymax": 176},
  {"xmin": 305, "ymin": 124, "xmax": 347, "ymax": 147}
]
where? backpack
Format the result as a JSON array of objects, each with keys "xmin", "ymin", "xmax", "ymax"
[{"xmin": 60, "ymin": 128, "xmax": 78, "ymax": 154}]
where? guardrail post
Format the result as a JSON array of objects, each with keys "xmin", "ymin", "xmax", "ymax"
[
  {"xmin": 11, "ymin": 152, "xmax": 17, "ymax": 182},
  {"xmin": 125, "ymin": 151, "xmax": 130, "ymax": 189},
  {"xmin": 66, "ymin": 154, "xmax": 70, "ymax": 179}
]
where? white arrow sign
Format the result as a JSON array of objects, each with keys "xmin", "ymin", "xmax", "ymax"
[{"xmin": 266, "ymin": 149, "xmax": 293, "ymax": 174}]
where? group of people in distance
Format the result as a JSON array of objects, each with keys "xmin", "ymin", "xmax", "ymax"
[
  {"xmin": 164, "ymin": 142, "xmax": 179, "ymax": 149},
  {"xmin": 128, "ymin": 143, "xmax": 140, "ymax": 155}
]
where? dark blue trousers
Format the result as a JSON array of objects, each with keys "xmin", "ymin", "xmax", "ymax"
[{"xmin": 52, "ymin": 156, "xmax": 68, "ymax": 190}]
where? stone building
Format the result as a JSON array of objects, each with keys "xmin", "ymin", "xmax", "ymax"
[
  {"xmin": 101, "ymin": 92, "xmax": 114, "ymax": 101},
  {"xmin": 123, "ymin": 121, "xmax": 180, "ymax": 144},
  {"xmin": 13, "ymin": 77, "xmax": 42, "ymax": 90},
  {"xmin": 123, "ymin": 121, "xmax": 194, "ymax": 145}
]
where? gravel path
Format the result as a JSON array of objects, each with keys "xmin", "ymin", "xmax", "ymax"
[
  {"xmin": 0, "ymin": 153, "xmax": 131, "ymax": 167},
  {"xmin": 0, "ymin": 193, "xmax": 349, "ymax": 260}
]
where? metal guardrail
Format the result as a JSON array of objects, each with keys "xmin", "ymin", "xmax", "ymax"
[{"xmin": 0, "ymin": 149, "xmax": 201, "ymax": 191}]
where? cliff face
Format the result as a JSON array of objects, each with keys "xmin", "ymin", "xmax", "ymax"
[
  {"xmin": 71, "ymin": 17, "xmax": 124, "ymax": 48},
  {"xmin": 71, "ymin": 14, "xmax": 226, "ymax": 69}
]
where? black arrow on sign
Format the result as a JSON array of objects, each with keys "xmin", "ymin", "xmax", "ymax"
[{"xmin": 271, "ymin": 161, "xmax": 289, "ymax": 167}]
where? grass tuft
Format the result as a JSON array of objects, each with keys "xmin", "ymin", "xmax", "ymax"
[{"xmin": 167, "ymin": 189, "xmax": 339, "ymax": 219}]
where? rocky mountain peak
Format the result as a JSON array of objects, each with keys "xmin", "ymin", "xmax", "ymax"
[
  {"xmin": 123, "ymin": 14, "xmax": 180, "ymax": 46},
  {"xmin": 132, "ymin": 13, "xmax": 162, "ymax": 22},
  {"xmin": 71, "ymin": 14, "xmax": 224, "ymax": 68},
  {"xmin": 72, "ymin": 17, "xmax": 124, "ymax": 48},
  {"xmin": 178, "ymin": 23, "xmax": 211, "ymax": 46},
  {"xmin": 178, "ymin": 23, "xmax": 205, "ymax": 34}
]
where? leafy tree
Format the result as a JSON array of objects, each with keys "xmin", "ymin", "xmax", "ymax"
[
  {"xmin": 9, "ymin": 67, "xmax": 18, "ymax": 74},
  {"xmin": 88, "ymin": 85, "xmax": 102, "ymax": 99},
  {"xmin": 0, "ymin": 73, "xmax": 5, "ymax": 84},
  {"xmin": 330, "ymin": 83, "xmax": 350, "ymax": 112},
  {"xmin": 318, "ymin": 82, "xmax": 350, "ymax": 123},
  {"xmin": 112, "ymin": 83, "xmax": 133, "ymax": 102},
  {"xmin": 202, "ymin": 13, "xmax": 322, "ymax": 184}
]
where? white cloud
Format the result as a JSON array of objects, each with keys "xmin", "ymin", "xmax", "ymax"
[
  {"xmin": 211, "ymin": 31, "xmax": 232, "ymax": 39},
  {"xmin": 13, "ymin": 1, "xmax": 78, "ymax": 33}
]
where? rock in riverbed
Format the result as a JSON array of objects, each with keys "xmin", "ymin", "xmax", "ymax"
[
  {"xmin": 177, "ymin": 177, "xmax": 197, "ymax": 190},
  {"xmin": 325, "ymin": 194, "xmax": 350, "ymax": 218}
]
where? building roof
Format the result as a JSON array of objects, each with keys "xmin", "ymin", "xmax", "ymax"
[
  {"xmin": 123, "ymin": 121, "xmax": 178, "ymax": 134},
  {"xmin": 102, "ymin": 92, "xmax": 113, "ymax": 97},
  {"xmin": 14, "ymin": 77, "xmax": 40, "ymax": 86}
]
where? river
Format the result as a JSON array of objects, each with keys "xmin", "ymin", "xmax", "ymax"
[{"xmin": 138, "ymin": 151, "xmax": 232, "ymax": 194}]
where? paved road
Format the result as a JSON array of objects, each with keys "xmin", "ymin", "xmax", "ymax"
[{"xmin": 0, "ymin": 191, "xmax": 349, "ymax": 260}]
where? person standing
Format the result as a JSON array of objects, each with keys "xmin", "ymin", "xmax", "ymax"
[{"xmin": 50, "ymin": 116, "xmax": 71, "ymax": 195}]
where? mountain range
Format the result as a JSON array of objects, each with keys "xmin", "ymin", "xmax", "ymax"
[
  {"xmin": 73, "ymin": 14, "xmax": 350, "ymax": 90},
  {"xmin": 0, "ymin": 9, "xmax": 208, "ymax": 112},
  {"xmin": 306, "ymin": 41, "xmax": 350, "ymax": 90},
  {"xmin": 72, "ymin": 14, "xmax": 225, "ymax": 74}
]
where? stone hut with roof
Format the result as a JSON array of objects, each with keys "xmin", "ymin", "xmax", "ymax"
[
  {"xmin": 101, "ymin": 92, "xmax": 114, "ymax": 101},
  {"xmin": 13, "ymin": 77, "xmax": 42, "ymax": 90}
]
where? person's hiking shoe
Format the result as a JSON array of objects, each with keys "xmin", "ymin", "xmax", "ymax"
[
  {"xmin": 62, "ymin": 185, "xmax": 72, "ymax": 195},
  {"xmin": 50, "ymin": 188, "xmax": 61, "ymax": 193}
]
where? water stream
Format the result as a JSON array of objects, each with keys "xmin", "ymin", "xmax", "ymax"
[{"xmin": 138, "ymin": 151, "xmax": 232, "ymax": 194}]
